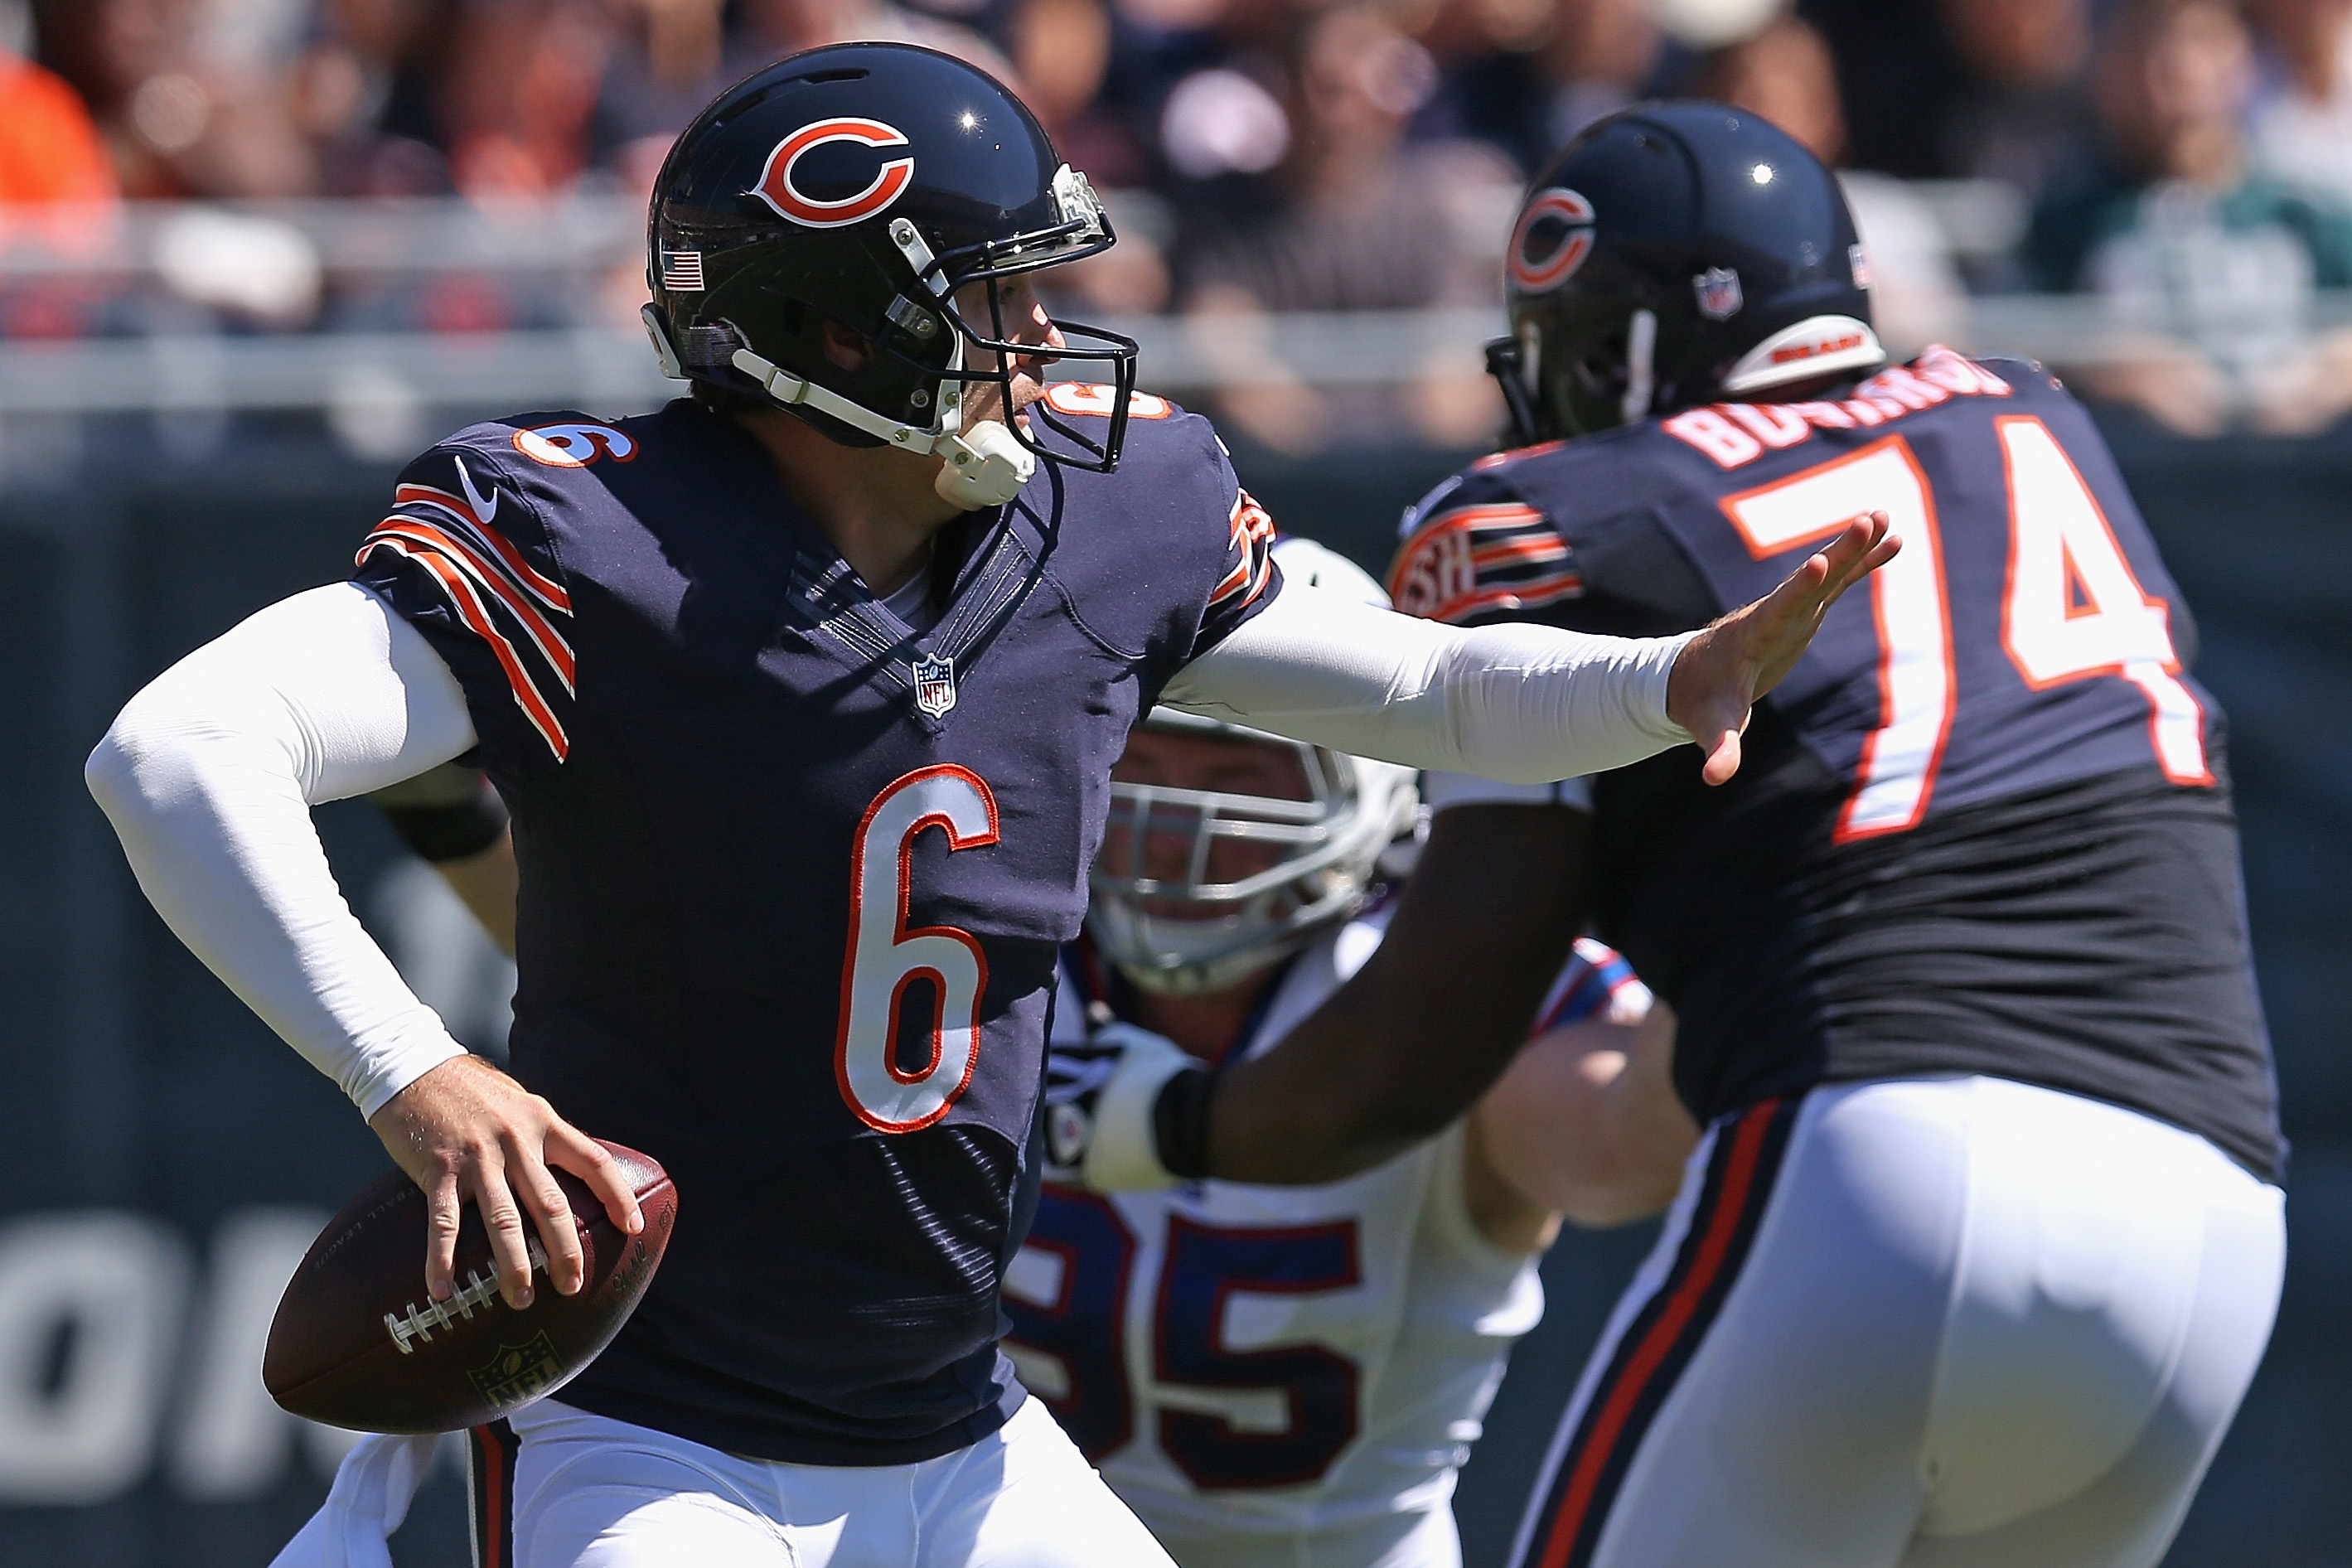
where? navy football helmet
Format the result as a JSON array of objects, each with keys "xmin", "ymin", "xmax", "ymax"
[
  {"xmin": 1489, "ymin": 101, "xmax": 1883, "ymax": 443},
  {"xmin": 643, "ymin": 43, "xmax": 1139, "ymax": 505}
]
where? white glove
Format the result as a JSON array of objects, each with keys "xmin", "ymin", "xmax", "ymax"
[{"xmin": 1042, "ymin": 1021, "xmax": 1204, "ymax": 1192}]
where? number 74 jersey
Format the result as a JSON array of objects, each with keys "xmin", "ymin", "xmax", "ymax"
[
  {"xmin": 1395, "ymin": 347, "xmax": 2212, "ymax": 830},
  {"xmin": 1389, "ymin": 346, "xmax": 2280, "ymax": 1182}
]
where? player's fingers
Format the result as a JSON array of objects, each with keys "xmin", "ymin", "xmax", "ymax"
[
  {"xmin": 548, "ymin": 1122, "xmax": 644, "ymax": 1236},
  {"xmin": 1751, "ymin": 546, "xmax": 1833, "ymax": 645},
  {"xmin": 467, "ymin": 1154, "xmax": 538, "ymax": 1309},
  {"xmin": 1701, "ymin": 721, "xmax": 1744, "ymax": 786},
  {"xmin": 506, "ymin": 1138, "xmax": 586, "ymax": 1297},
  {"xmin": 1788, "ymin": 515, "xmax": 1881, "ymax": 614},
  {"xmin": 1748, "ymin": 516, "xmax": 1899, "ymax": 694},
  {"xmin": 1819, "ymin": 514, "xmax": 1900, "ymax": 607},
  {"xmin": 423, "ymin": 1165, "xmax": 462, "ymax": 1303}
]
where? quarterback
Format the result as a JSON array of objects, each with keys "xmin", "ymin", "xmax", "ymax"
[
  {"xmin": 85, "ymin": 52, "xmax": 1884, "ymax": 1568},
  {"xmin": 1080, "ymin": 105, "xmax": 2284, "ymax": 1568}
]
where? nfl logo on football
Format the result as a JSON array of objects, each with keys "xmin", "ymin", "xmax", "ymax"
[
  {"xmin": 467, "ymin": 1332, "xmax": 565, "ymax": 1407},
  {"xmin": 913, "ymin": 656, "xmax": 957, "ymax": 718},
  {"xmin": 1694, "ymin": 266, "xmax": 1743, "ymax": 320}
]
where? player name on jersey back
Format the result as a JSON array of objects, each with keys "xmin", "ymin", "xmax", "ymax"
[{"xmin": 1389, "ymin": 349, "xmax": 2281, "ymax": 1180}]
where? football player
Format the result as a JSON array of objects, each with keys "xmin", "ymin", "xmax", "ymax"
[
  {"xmin": 1014, "ymin": 539, "xmax": 1692, "ymax": 1568},
  {"xmin": 1062, "ymin": 104, "xmax": 2287, "ymax": 1568},
  {"xmin": 84, "ymin": 50, "xmax": 1887, "ymax": 1568}
]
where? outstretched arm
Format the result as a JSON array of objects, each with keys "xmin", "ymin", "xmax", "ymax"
[
  {"xmin": 1164, "ymin": 514, "xmax": 1895, "ymax": 787},
  {"xmin": 1150, "ymin": 516, "xmax": 1893, "ymax": 1186},
  {"xmin": 86, "ymin": 584, "xmax": 637, "ymax": 1310}
]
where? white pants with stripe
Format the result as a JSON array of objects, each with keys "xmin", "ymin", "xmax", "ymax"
[
  {"xmin": 1508, "ymin": 1074, "xmax": 2284, "ymax": 1568},
  {"xmin": 472, "ymin": 1395, "xmax": 1174, "ymax": 1568}
]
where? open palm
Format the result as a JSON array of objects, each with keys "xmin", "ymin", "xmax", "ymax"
[{"xmin": 1666, "ymin": 512, "xmax": 1900, "ymax": 786}]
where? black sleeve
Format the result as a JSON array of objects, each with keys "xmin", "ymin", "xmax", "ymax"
[{"xmin": 369, "ymin": 763, "xmax": 510, "ymax": 862}]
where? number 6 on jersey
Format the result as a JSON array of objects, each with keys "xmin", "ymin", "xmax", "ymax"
[{"xmin": 836, "ymin": 765, "xmax": 1000, "ymax": 1132}]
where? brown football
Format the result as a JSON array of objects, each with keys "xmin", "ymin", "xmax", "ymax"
[{"xmin": 264, "ymin": 1140, "xmax": 675, "ymax": 1433}]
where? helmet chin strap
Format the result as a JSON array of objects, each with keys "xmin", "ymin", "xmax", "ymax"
[
  {"xmin": 644, "ymin": 239, "xmax": 1038, "ymax": 508},
  {"xmin": 1619, "ymin": 308, "xmax": 1658, "ymax": 425},
  {"xmin": 725, "ymin": 344, "xmax": 1036, "ymax": 509}
]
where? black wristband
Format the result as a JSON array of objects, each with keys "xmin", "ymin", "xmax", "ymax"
[
  {"xmin": 377, "ymin": 789, "xmax": 509, "ymax": 864},
  {"xmin": 1151, "ymin": 1065, "xmax": 1216, "ymax": 1181}
]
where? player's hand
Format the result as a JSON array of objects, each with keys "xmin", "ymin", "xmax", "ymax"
[
  {"xmin": 366, "ymin": 1053, "xmax": 644, "ymax": 1310},
  {"xmin": 1666, "ymin": 511, "xmax": 1898, "ymax": 786},
  {"xmin": 1042, "ymin": 1022, "xmax": 1206, "ymax": 1192}
]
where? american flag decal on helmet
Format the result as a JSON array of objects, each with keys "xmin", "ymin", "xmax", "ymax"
[
  {"xmin": 1387, "ymin": 501, "xmax": 1582, "ymax": 626},
  {"xmin": 356, "ymin": 453, "xmax": 576, "ymax": 762},
  {"xmin": 661, "ymin": 251, "xmax": 705, "ymax": 291}
]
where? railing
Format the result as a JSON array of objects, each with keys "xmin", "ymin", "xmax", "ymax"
[{"xmin": 5, "ymin": 194, "xmax": 2349, "ymax": 419}]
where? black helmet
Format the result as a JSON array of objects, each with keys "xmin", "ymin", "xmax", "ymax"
[
  {"xmin": 642, "ymin": 42, "xmax": 1139, "ymax": 506},
  {"xmin": 1488, "ymin": 101, "xmax": 1883, "ymax": 444}
]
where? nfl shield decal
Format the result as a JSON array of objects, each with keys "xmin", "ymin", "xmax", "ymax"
[
  {"xmin": 1694, "ymin": 266, "xmax": 1743, "ymax": 320},
  {"xmin": 913, "ymin": 656, "xmax": 957, "ymax": 717}
]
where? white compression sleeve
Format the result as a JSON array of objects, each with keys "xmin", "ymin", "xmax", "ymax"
[
  {"xmin": 85, "ymin": 583, "xmax": 481, "ymax": 1118},
  {"xmin": 1161, "ymin": 584, "xmax": 1696, "ymax": 783}
]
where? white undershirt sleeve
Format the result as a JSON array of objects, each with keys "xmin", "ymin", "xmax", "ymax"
[
  {"xmin": 1160, "ymin": 583, "xmax": 1696, "ymax": 783},
  {"xmin": 85, "ymin": 583, "xmax": 482, "ymax": 1118}
]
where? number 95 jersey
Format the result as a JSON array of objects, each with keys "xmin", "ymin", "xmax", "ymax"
[
  {"xmin": 351, "ymin": 392, "xmax": 1280, "ymax": 1466},
  {"xmin": 1004, "ymin": 917, "xmax": 1649, "ymax": 1567},
  {"xmin": 1389, "ymin": 348, "xmax": 2279, "ymax": 1181}
]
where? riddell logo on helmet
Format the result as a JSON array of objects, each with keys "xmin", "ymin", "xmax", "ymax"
[
  {"xmin": 1508, "ymin": 188, "xmax": 1596, "ymax": 293},
  {"xmin": 752, "ymin": 118, "xmax": 915, "ymax": 228}
]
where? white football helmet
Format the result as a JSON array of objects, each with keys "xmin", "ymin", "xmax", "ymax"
[{"xmin": 1086, "ymin": 539, "xmax": 1419, "ymax": 995}]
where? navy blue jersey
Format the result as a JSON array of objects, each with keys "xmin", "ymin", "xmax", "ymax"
[
  {"xmin": 352, "ymin": 388, "xmax": 1280, "ymax": 1464},
  {"xmin": 1388, "ymin": 350, "xmax": 2280, "ymax": 1178}
]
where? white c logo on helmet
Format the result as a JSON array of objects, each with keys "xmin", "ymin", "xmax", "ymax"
[
  {"xmin": 1508, "ymin": 187, "xmax": 1597, "ymax": 293},
  {"xmin": 752, "ymin": 118, "xmax": 915, "ymax": 228}
]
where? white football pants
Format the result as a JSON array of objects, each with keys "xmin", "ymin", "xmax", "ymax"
[
  {"xmin": 463, "ymin": 1394, "xmax": 1176, "ymax": 1568},
  {"xmin": 1508, "ymin": 1074, "xmax": 2284, "ymax": 1568}
]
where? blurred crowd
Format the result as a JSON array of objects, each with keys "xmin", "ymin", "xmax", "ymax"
[{"xmin": 7, "ymin": 0, "xmax": 2352, "ymax": 441}]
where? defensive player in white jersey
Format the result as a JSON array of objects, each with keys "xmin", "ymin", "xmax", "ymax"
[{"xmin": 1018, "ymin": 542, "xmax": 1694, "ymax": 1568}]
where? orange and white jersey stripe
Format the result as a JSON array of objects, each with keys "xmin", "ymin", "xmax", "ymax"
[
  {"xmin": 1207, "ymin": 487, "xmax": 1279, "ymax": 620},
  {"xmin": 1387, "ymin": 499, "xmax": 1583, "ymax": 627},
  {"xmin": 356, "ymin": 452, "xmax": 575, "ymax": 763}
]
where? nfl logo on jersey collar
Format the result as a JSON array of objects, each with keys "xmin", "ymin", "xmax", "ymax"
[{"xmin": 913, "ymin": 655, "xmax": 957, "ymax": 717}]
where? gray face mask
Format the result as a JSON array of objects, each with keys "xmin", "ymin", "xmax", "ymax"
[{"xmin": 1085, "ymin": 712, "xmax": 1419, "ymax": 996}]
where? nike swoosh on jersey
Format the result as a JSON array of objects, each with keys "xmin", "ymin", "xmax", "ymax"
[{"xmin": 455, "ymin": 455, "xmax": 500, "ymax": 526}]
